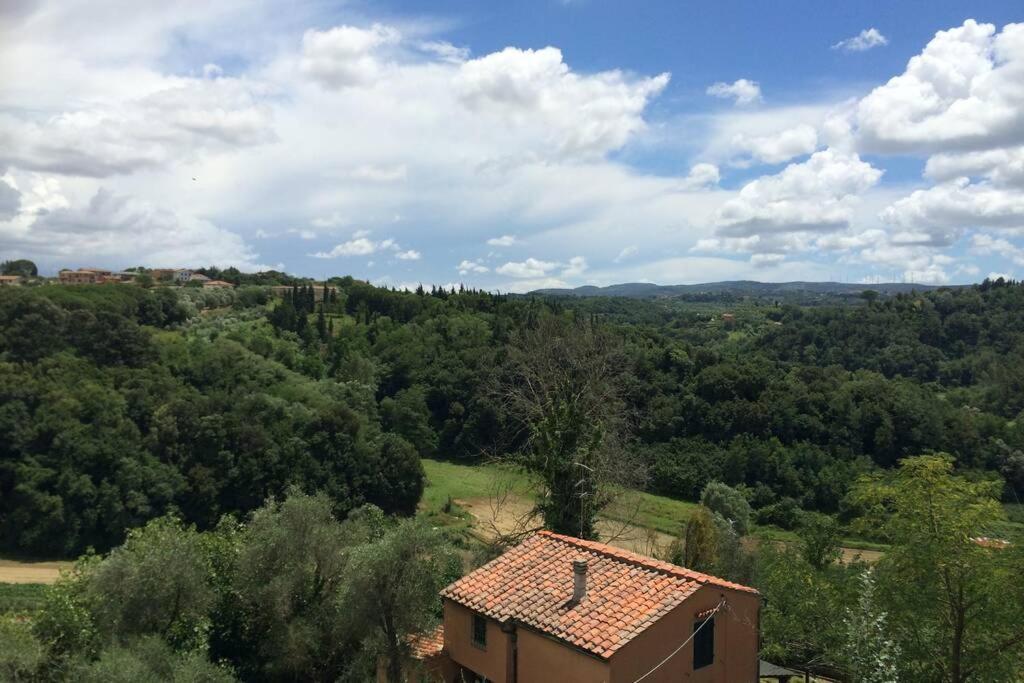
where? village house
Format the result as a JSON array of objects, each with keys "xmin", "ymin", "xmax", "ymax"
[
  {"xmin": 0, "ymin": 275, "xmax": 21, "ymax": 286},
  {"xmin": 58, "ymin": 268, "xmax": 111, "ymax": 284},
  {"xmin": 202, "ymin": 279, "xmax": 234, "ymax": 289},
  {"xmin": 399, "ymin": 530, "xmax": 760, "ymax": 683}
]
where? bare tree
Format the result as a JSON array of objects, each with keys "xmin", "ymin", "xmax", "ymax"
[{"xmin": 492, "ymin": 315, "xmax": 645, "ymax": 540}]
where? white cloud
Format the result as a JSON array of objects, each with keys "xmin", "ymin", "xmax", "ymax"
[
  {"xmin": 0, "ymin": 78, "xmax": 276, "ymax": 178},
  {"xmin": 562, "ymin": 255, "xmax": 587, "ymax": 277},
  {"xmin": 706, "ymin": 79, "xmax": 762, "ymax": 106},
  {"xmin": 496, "ymin": 257, "xmax": 559, "ymax": 278},
  {"xmin": 418, "ymin": 40, "xmax": 470, "ymax": 63},
  {"xmin": 680, "ymin": 163, "xmax": 720, "ymax": 189},
  {"xmin": 832, "ymin": 28, "xmax": 889, "ymax": 53},
  {"xmin": 855, "ymin": 20, "xmax": 1024, "ymax": 154},
  {"xmin": 457, "ymin": 259, "xmax": 489, "ymax": 275},
  {"xmin": 881, "ymin": 177, "xmax": 1024, "ymax": 232},
  {"xmin": 715, "ymin": 149, "xmax": 883, "ymax": 238},
  {"xmin": 300, "ymin": 24, "xmax": 400, "ymax": 89},
  {"xmin": 925, "ymin": 146, "xmax": 1024, "ymax": 187},
  {"xmin": 487, "ymin": 234, "xmax": 517, "ymax": 247},
  {"xmin": 312, "ymin": 234, "xmax": 405, "ymax": 258},
  {"xmin": 729, "ymin": 124, "xmax": 819, "ymax": 164},
  {"xmin": 614, "ymin": 245, "xmax": 638, "ymax": 262},
  {"xmin": 396, "ymin": 249, "xmax": 420, "ymax": 260},
  {"xmin": 456, "ymin": 46, "xmax": 670, "ymax": 157},
  {"xmin": 971, "ymin": 232, "xmax": 1024, "ymax": 265}
]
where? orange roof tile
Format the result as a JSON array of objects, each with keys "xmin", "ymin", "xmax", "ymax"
[
  {"xmin": 440, "ymin": 530, "xmax": 757, "ymax": 659},
  {"xmin": 408, "ymin": 624, "xmax": 446, "ymax": 660}
]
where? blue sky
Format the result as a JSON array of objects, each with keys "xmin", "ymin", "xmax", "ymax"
[{"xmin": 1, "ymin": 0, "xmax": 1023, "ymax": 288}]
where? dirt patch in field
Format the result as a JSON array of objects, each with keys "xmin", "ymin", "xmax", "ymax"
[
  {"xmin": 456, "ymin": 495, "xmax": 881, "ymax": 564},
  {"xmin": 455, "ymin": 497, "xmax": 677, "ymax": 557},
  {"xmin": 0, "ymin": 558, "xmax": 72, "ymax": 584}
]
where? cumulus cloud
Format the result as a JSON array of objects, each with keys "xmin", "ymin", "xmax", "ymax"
[
  {"xmin": 456, "ymin": 46, "xmax": 670, "ymax": 157},
  {"xmin": 396, "ymin": 249, "xmax": 420, "ymax": 260},
  {"xmin": 312, "ymin": 234, "xmax": 406, "ymax": 258},
  {"xmin": 487, "ymin": 234, "xmax": 517, "ymax": 247},
  {"xmin": 832, "ymin": 28, "xmax": 889, "ymax": 53},
  {"xmin": 971, "ymin": 232, "xmax": 1024, "ymax": 265},
  {"xmin": 730, "ymin": 124, "xmax": 819, "ymax": 165},
  {"xmin": 714, "ymin": 149, "xmax": 883, "ymax": 238},
  {"xmin": 925, "ymin": 146, "xmax": 1024, "ymax": 187},
  {"xmin": 855, "ymin": 20, "xmax": 1024, "ymax": 155},
  {"xmin": 882, "ymin": 177, "xmax": 1024, "ymax": 232},
  {"xmin": 562, "ymin": 255, "xmax": 587, "ymax": 277},
  {"xmin": 680, "ymin": 163, "xmax": 720, "ymax": 189},
  {"xmin": 300, "ymin": 24, "xmax": 400, "ymax": 89},
  {"xmin": 706, "ymin": 79, "xmax": 762, "ymax": 106},
  {"xmin": 457, "ymin": 259, "xmax": 489, "ymax": 275},
  {"xmin": 496, "ymin": 257, "xmax": 559, "ymax": 278}
]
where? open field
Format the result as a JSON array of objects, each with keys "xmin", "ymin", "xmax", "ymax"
[
  {"xmin": 0, "ymin": 559, "xmax": 71, "ymax": 585},
  {"xmin": 420, "ymin": 458, "xmax": 886, "ymax": 562}
]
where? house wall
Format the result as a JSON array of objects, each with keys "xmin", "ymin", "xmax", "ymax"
[
  {"xmin": 515, "ymin": 627, "xmax": 610, "ymax": 683},
  {"xmin": 609, "ymin": 585, "xmax": 760, "ymax": 683},
  {"xmin": 442, "ymin": 600, "xmax": 511, "ymax": 682}
]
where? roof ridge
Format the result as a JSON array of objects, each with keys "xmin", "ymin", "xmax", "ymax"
[{"xmin": 536, "ymin": 530, "xmax": 758, "ymax": 594}]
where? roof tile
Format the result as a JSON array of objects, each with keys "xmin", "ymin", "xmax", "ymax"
[{"xmin": 439, "ymin": 530, "xmax": 757, "ymax": 659}]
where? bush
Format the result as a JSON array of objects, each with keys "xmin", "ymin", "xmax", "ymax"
[
  {"xmin": 700, "ymin": 481, "xmax": 752, "ymax": 536},
  {"xmin": 755, "ymin": 497, "xmax": 802, "ymax": 530}
]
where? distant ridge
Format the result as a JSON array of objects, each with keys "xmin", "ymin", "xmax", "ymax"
[{"xmin": 529, "ymin": 280, "xmax": 953, "ymax": 299}]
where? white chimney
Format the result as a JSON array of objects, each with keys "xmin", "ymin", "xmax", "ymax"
[{"xmin": 572, "ymin": 558, "xmax": 588, "ymax": 603}]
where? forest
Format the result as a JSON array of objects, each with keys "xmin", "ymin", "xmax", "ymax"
[{"xmin": 1, "ymin": 275, "xmax": 1023, "ymax": 681}]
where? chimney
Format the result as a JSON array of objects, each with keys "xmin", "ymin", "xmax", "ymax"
[{"xmin": 572, "ymin": 558, "xmax": 588, "ymax": 603}]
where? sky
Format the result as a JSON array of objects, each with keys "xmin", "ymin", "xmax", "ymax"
[{"xmin": 1, "ymin": 1, "xmax": 1023, "ymax": 291}]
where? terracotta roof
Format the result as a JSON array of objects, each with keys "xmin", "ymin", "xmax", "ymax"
[
  {"xmin": 408, "ymin": 624, "xmax": 446, "ymax": 660},
  {"xmin": 440, "ymin": 530, "xmax": 757, "ymax": 660}
]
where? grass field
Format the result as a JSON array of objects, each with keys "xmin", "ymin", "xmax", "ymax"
[
  {"xmin": 421, "ymin": 458, "xmax": 888, "ymax": 554},
  {"xmin": 0, "ymin": 583, "xmax": 46, "ymax": 615}
]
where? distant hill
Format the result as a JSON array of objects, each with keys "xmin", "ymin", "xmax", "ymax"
[{"xmin": 530, "ymin": 280, "xmax": 953, "ymax": 299}]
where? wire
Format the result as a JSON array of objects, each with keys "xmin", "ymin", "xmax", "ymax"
[{"xmin": 628, "ymin": 598, "xmax": 726, "ymax": 683}]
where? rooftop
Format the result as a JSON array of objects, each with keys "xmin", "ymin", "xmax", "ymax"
[{"xmin": 440, "ymin": 530, "xmax": 756, "ymax": 660}]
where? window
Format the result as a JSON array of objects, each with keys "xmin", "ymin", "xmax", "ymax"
[
  {"xmin": 472, "ymin": 614, "xmax": 487, "ymax": 648},
  {"xmin": 693, "ymin": 616, "xmax": 714, "ymax": 670}
]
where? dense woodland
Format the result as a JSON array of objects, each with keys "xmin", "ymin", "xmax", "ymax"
[{"xmin": 1, "ymin": 275, "xmax": 1024, "ymax": 680}]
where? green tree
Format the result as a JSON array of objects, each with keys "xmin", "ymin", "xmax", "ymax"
[
  {"xmin": 226, "ymin": 491, "xmax": 370, "ymax": 681},
  {"xmin": 797, "ymin": 512, "xmax": 842, "ymax": 570},
  {"xmin": 0, "ymin": 259, "xmax": 37, "ymax": 277},
  {"xmin": 80, "ymin": 516, "xmax": 215, "ymax": 651},
  {"xmin": 0, "ymin": 616, "xmax": 44, "ymax": 682},
  {"xmin": 682, "ymin": 505, "xmax": 718, "ymax": 572},
  {"xmin": 342, "ymin": 517, "xmax": 457, "ymax": 683},
  {"xmin": 843, "ymin": 570, "xmax": 900, "ymax": 683},
  {"xmin": 851, "ymin": 454, "xmax": 1024, "ymax": 682},
  {"xmin": 73, "ymin": 636, "xmax": 236, "ymax": 683}
]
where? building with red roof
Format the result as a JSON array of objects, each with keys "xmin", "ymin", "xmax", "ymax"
[{"xmin": 399, "ymin": 530, "xmax": 760, "ymax": 683}]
